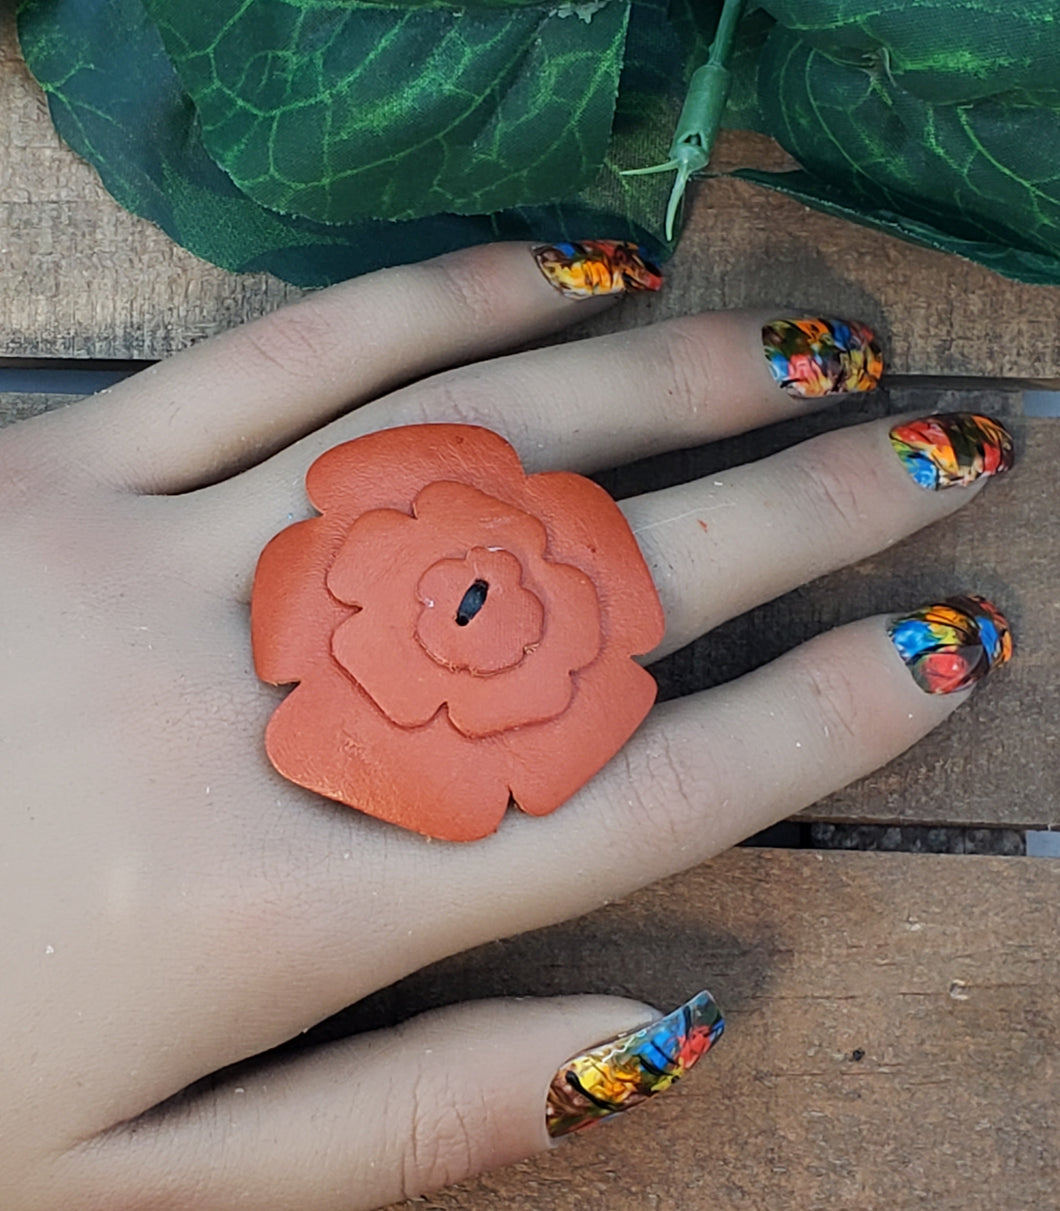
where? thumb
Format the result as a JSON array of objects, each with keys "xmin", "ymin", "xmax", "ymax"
[{"xmin": 56, "ymin": 993, "xmax": 723, "ymax": 1211}]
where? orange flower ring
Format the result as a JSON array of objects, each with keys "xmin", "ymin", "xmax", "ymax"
[{"xmin": 251, "ymin": 425, "xmax": 665, "ymax": 841}]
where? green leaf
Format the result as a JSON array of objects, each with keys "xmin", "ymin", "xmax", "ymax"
[
  {"xmin": 17, "ymin": 0, "xmax": 678, "ymax": 286},
  {"xmin": 139, "ymin": 0, "xmax": 631, "ymax": 223},
  {"xmin": 752, "ymin": 27, "xmax": 1060, "ymax": 276},
  {"xmin": 736, "ymin": 167, "xmax": 1060, "ymax": 286},
  {"xmin": 759, "ymin": 0, "xmax": 1060, "ymax": 104}
]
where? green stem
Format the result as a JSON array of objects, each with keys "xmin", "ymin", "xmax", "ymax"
[{"xmin": 622, "ymin": 0, "xmax": 744, "ymax": 240}]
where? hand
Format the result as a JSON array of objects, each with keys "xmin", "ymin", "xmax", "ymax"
[{"xmin": 0, "ymin": 242, "xmax": 1011, "ymax": 1209}]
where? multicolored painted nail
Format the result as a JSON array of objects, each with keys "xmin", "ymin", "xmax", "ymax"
[
  {"xmin": 888, "ymin": 594, "xmax": 1013, "ymax": 695},
  {"xmin": 532, "ymin": 240, "xmax": 663, "ymax": 299},
  {"xmin": 889, "ymin": 413, "xmax": 1015, "ymax": 490},
  {"xmin": 546, "ymin": 990, "xmax": 723, "ymax": 1138},
  {"xmin": 763, "ymin": 317, "xmax": 883, "ymax": 397}
]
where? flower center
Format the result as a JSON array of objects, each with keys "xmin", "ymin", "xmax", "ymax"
[
  {"xmin": 455, "ymin": 579, "xmax": 490, "ymax": 627},
  {"xmin": 416, "ymin": 548, "xmax": 544, "ymax": 674}
]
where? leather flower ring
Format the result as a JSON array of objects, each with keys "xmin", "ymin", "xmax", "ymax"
[{"xmin": 251, "ymin": 425, "xmax": 665, "ymax": 841}]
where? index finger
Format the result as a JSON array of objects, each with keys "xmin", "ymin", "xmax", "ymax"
[{"xmin": 35, "ymin": 241, "xmax": 657, "ymax": 493}]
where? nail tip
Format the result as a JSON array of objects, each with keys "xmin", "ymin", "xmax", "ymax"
[
  {"xmin": 889, "ymin": 413, "xmax": 1016, "ymax": 491},
  {"xmin": 545, "ymin": 989, "xmax": 724, "ymax": 1138},
  {"xmin": 888, "ymin": 593, "xmax": 1013, "ymax": 695},
  {"xmin": 762, "ymin": 317, "xmax": 883, "ymax": 398},
  {"xmin": 532, "ymin": 240, "xmax": 663, "ymax": 299}
]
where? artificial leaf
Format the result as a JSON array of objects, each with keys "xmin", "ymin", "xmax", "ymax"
[
  {"xmin": 17, "ymin": 0, "xmax": 677, "ymax": 286},
  {"xmin": 752, "ymin": 26, "xmax": 1060, "ymax": 277},
  {"xmin": 140, "ymin": 0, "xmax": 631, "ymax": 223},
  {"xmin": 758, "ymin": 0, "xmax": 1060, "ymax": 105},
  {"xmin": 736, "ymin": 168, "xmax": 1060, "ymax": 287}
]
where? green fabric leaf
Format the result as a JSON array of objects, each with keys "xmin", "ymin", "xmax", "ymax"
[
  {"xmin": 752, "ymin": 26, "xmax": 1060, "ymax": 274},
  {"xmin": 736, "ymin": 167, "xmax": 1060, "ymax": 286},
  {"xmin": 736, "ymin": 5, "xmax": 1060, "ymax": 284},
  {"xmin": 759, "ymin": 0, "xmax": 1060, "ymax": 104},
  {"xmin": 719, "ymin": 7, "xmax": 774, "ymax": 133},
  {"xmin": 139, "ymin": 0, "xmax": 631, "ymax": 223},
  {"xmin": 17, "ymin": 0, "xmax": 678, "ymax": 286}
]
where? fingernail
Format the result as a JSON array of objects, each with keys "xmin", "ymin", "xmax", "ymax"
[
  {"xmin": 890, "ymin": 413, "xmax": 1015, "ymax": 490},
  {"xmin": 888, "ymin": 594, "xmax": 1013, "ymax": 695},
  {"xmin": 532, "ymin": 240, "xmax": 663, "ymax": 299},
  {"xmin": 546, "ymin": 990, "xmax": 724, "ymax": 1138},
  {"xmin": 762, "ymin": 317, "xmax": 883, "ymax": 397}
]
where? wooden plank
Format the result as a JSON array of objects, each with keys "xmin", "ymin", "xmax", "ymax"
[
  {"xmin": 4, "ymin": 388, "xmax": 1056, "ymax": 828},
  {"xmin": 0, "ymin": 10, "xmax": 298, "ymax": 360},
  {"xmin": 0, "ymin": 391, "xmax": 72, "ymax": 427},
  {"xmin": 361, "ymin": 848, "xmax": 1060, "ymax": 1211},
  {"xmin": 4, "ymin": 12, "xmax": 1060, "ymax": 377}
]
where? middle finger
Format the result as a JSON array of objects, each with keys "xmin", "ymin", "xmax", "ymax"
[{"xmin": 187, "ymin": 309, "xmax": 884, "ymax": 585}]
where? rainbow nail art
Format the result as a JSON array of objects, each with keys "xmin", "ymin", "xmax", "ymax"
[
  {"xmin": 546, "ymin": 990, "xmax": 723, "ymax": 1138},
  {"xmin": 888, "ymin": 595, "xmax": 1013, "ymax": 695},
  {"xmin": 889, "ymin": 413, "xmax": 1015, "ymax": 490},
  {"xmin": 763, "ymin": 318, "xmax": 883, "ymax": 397},
  {"xmin": 532, "ymin": 240, "xmax": 663, "ymax": 299}
]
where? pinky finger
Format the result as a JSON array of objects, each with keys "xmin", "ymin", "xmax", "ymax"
[{"xmin": 52, "ymin": 995, "xmax": 722, "ymax": 1211}]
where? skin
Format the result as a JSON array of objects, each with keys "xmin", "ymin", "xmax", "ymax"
[{"xmin": 0, "ymin": 243, "xmax": 994, "ymax": 1210}]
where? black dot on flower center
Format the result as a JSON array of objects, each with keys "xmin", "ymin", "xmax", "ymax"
[{"xmin": 455, "ymin": 580, "xmax": 489, "ymax": 627}]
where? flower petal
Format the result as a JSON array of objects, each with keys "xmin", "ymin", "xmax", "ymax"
[
  {"xmin": 325, "ymin": 507, "xmax": 454, "ymax": 727},
  {"xmin": 504, "ymin": 652, "xmax": 659, "ymax": 817},
  {"xmin": 521, "ymin": 471, "xmax": 666, "ymax": 657},
  {"xmin": 265, "ymin": 664, "xmax": 512, "ymax": 842},
  {"xmin": 416, "ymin": 548, "xmax": 544, "ymax": 674},
  {"xmin": 305, "ymin": 425, "xmax": 526, "ymax": 519},
  {"xmin": 443, "ymin": 561, "xmax": 601, "ymax": 738},
  {"xmin": 252, "ymin": 515, "xmax": 353, "ymax": 685},
  {"xmin": 412, "ymin": 480, "xmax": 548, "ymax": 559}
]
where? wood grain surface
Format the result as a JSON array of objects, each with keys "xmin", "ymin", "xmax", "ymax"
[
  {"xmin": 4, "ymin": 9, "xmax": 1060, "ymax": 378},
  {"xmin": 356, "ymin": 848, "xmax": 1058, "ymax": 1211}
]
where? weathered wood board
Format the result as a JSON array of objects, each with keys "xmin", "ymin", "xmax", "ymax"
[
  {"xmin": 3, "ymin": 388, "xmax": 1055, "ymax": 829},
  {"xmin": 0, "ymin": 389, "xmax": 71, "ymax": 426},
  {"xmin": 369, "ymin": 847, "xmax": 1060, "ymax": 1211},
  {"xmin": 4, "ymin": 11, "xmax": 1060, "ymax": 378}
]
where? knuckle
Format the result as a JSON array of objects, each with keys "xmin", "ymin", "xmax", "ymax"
[
  {"xmin": 653, "ymin": 319, "xmax": 720, "ymax": 433},
  {"xmin": 794, "ymin": 650, "xmax": 865, "ymax": 748},
  {"xmin": 236, "ymin": 297, "xmax": 346, "ymax": 380},
  {"xmin": 405, "ymin": 367, "xmax": 501, "ymax": 431},
  {"xmin": 787, "ymin": 434, "xmax": 882, "ymax": 541},
  {"xmin": 400, "ymin": 1069, "xmax": 481, "ymax": 1198},
  {"xmin": 428, "ymin": 253, "xmax": 505, "ymax": 334},
  {"xmin": 614, "ymin": 723, "xmax": 714, "ymax": 848}
]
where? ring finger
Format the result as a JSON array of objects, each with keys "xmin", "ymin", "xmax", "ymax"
[{"xmin": 627, "ymin": 408, "xmax": 1014, "ymax": 659}]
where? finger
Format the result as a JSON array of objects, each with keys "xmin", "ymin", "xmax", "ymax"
[
  {"xmin": 263, "ymin": 309, "xmax": 883, "ymax": 477},
  {"xmin": 627, "ymin": 411, "xmax": 1015, "ymax": 658},
  {"xmin": 49, "ymin": 241, "xmax": 653, "ymax": 493},
  {"xmin": 188, "ymin": 311, "xmax": 883, "ymax": 583},
  {"xmin": 154, "ymin": 599, "xmax": 1008, "ymax": 1076},
  {"xmin": 57, "ymin": 994, "xmax": 720, "ymax": 1211},
  {"xmin": 372, "ymin": 599, "xmax": 1011, "ymax": 969}
]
